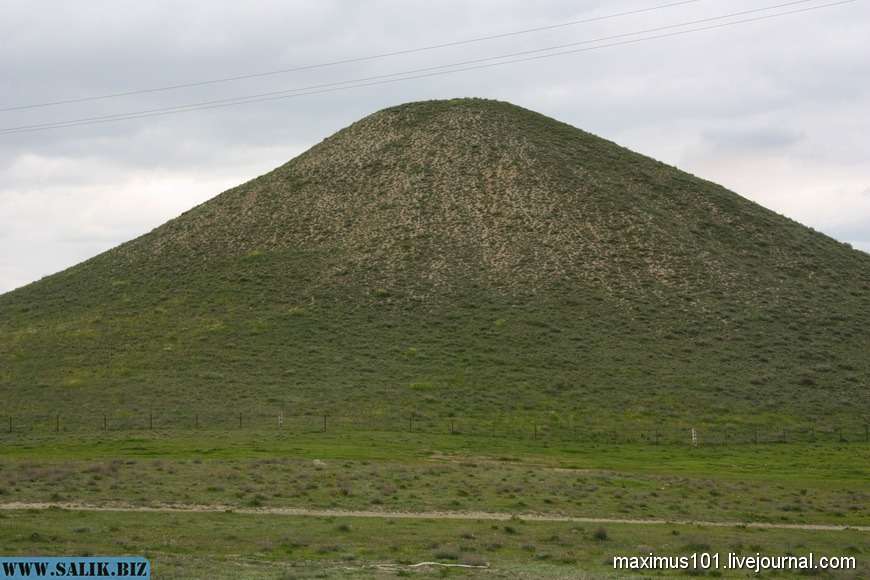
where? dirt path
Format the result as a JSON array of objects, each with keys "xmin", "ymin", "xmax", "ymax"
[{"xmin": 1, "ymin": 501, "xmax": 867, "ymax": 532}]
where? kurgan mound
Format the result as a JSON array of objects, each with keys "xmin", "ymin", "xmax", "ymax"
[{"xmin": 1, "ymin": 98, "xmax": 867, "ymax": 429}]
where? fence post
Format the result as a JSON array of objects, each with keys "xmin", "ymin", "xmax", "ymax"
[
  {"xmin": 409, "ymin": 414, "xmax": 413, "ymax": 433},
  {"xmin": 753, "ymin": 427, "xmax": 758, "ymax": 445},
  {"xmin": 450, "ymin": 419, "xmax": 455, "ymax": 434},
  {"xmin": 195, "ymin": 414, "xmax": 199, "ymax": 429},
  {"xmin": 533, "ymin": 423, "xmax": 537, "ymax": 440},
  {"xmin": 654, "ymin": 430, "xmax": 659, "ymax": 446},
  {"xmin": 7, "ymin": 416, "xmax": 11, "ymax": 433},
  {"xmin": 239, "ymin": 413, "xmax": 242, "ymax": 429},
  {"xmin": 865, "ymin": 424, "xmax": 869, "ymax": 443},
  {"xmin": 55, "ymin": 415, "xmax": 59, "ymax": 433},
  {"xmin": 838, "ymin": 427, "xmax": 844, "ymax": 442},
  {"xmin": 323, "ymin": 415, "xmax": 327, "ymax": 433},
  {"xmin": 149, "ymin": 412, "xmax": 153, "ymax": 430},
  {"xmin": 103, "ymin": 415, "xmax": 107, "ymax": 432}
]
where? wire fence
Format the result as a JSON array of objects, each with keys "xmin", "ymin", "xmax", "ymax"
[{"xmin": 1, "ymin": 410, "xmax": 868, "ymax": 446}]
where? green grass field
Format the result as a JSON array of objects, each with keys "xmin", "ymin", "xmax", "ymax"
[
  {"xmin": 1, "ymin": 430, "xmax": 867, "ymax": 577},
  {"xmin": 3, "ymin": 509, "xmax": 867, "ymax": 578}
]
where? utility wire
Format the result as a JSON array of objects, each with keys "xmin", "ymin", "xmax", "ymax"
[
  {"xmin": 0, "ymin": 0, "xmax": 854, "ymax": 136},
  {"xmin": 0, "ymin": 0, "xmax": 833, "ymax": 133},
  {"xmin": 0, "ymin": 0, "xmax": 704, "ymax": 112}
]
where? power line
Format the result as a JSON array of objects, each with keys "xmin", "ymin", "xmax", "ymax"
[
  {"xmin": 0, "ymin": 0, "xmax": 854, "ymax": 136},
  {"xmin": 0, "ymin": 0, "xmax": 832, "ymax": 134},
  {"xmin": 1, "ymin": 0, "xmax": 846, "ymax": 135},
  {"xmin": 0, "ymin": 0, "xmax": 705, "ymax": 113}
]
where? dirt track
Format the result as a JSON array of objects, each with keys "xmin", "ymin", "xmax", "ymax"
[{"xmin": 1, "ymin": 501, "xmax": 867, "ymax": 532}]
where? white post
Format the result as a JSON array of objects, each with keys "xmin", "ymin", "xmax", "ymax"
[{"xmin": 691, "ymin": 427, "xmax": 698, "ymax": 447}]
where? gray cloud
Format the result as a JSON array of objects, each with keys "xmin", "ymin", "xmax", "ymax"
[{"xmin": 1, "ymin": 0, "xmax": 869, "ymax": 291}]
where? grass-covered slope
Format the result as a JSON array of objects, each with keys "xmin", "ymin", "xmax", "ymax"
[{"xmin": 1, "ymin": 98, "xmax": 868, "ymax": 428}]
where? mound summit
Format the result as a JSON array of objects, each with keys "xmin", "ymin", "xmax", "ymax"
[{"xmin": 1, "ymin": 98, "xmax": 868, "ymax": 428}]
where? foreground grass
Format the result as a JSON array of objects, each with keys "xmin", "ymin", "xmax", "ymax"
[
  {"xmin": 1, "ymin": 431, "xmax": 867, "ymax": 527},
  {"xmin": 1, "ymin": 431, "xmax": 867, "ymax": 577},
  {"xmin": 0, "ymin": 508, "xmax": 867, "ymax": 579},
  {"xmin": 2, "ymin": 429, "xmax": 867, "ymax": 481}
]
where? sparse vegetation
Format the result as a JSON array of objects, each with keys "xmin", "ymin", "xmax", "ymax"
[{"xmin": 0, "ymin": 509, "xmax": 866, "ymax": 578}]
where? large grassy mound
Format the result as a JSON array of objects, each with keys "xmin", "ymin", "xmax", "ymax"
[{"xmin": 1, "ymin": 98, "xmax": 868, "ymax": 429}]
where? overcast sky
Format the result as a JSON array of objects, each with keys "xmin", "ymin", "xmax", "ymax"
[{"xmin": 1, "ymin": 0, "xmax": 868, "ymax": 293}]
